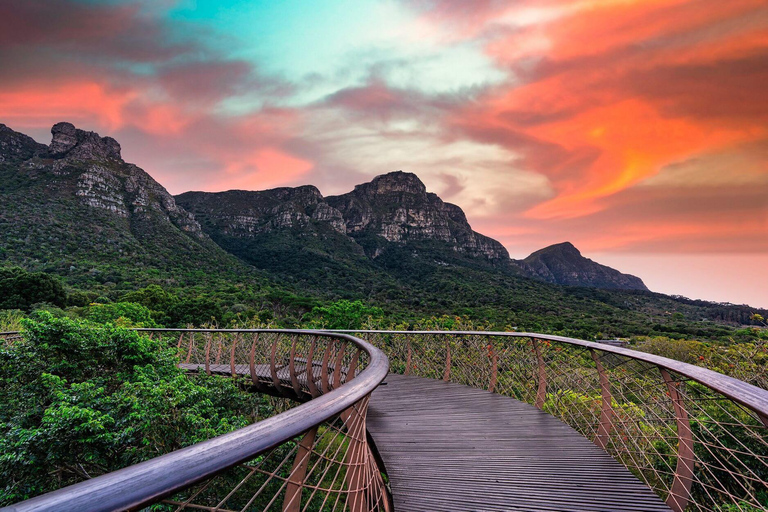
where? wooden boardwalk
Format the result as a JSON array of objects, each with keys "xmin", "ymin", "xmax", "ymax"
[
  {"xmin": 180, "ymin": 363, "xmax": 671, "ymax": 511},
  {"xmin": 367, "ymin": 374, "xmax": 671, "ymax": 512}
]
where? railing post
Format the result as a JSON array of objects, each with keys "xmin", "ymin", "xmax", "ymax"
[
  {"xmin": 321, "ymin": 342, "xmax": 333, "ymax": 394},
  {"xmin": 230, "ymin": 333, "xmax": 238, "ymax": 378},
  {"xmin": 249, "ymin": 333, "xmax": 266, "ymax": 392},
  {"xmin": 204, "ymin": 334, "xmax": 211, "ymax": 376},
  {"xmin": 271, "ymin": 334, "xmax": 292, "ymax": 397},
  {"xmin": 405, "ymin": 340, "xmax": 412, "ymax": 376},
  {"xmin": 342, "ymin": 397, "xmax": 371, "ymax": 512},
  {"xmin": 488, "ymin": 341, "xmax": 498, "ymax": 393},
  {"xmin": 443, "ymin": 340, "xmax": 451, "ymax": 382},
  {"xmin": 282, "ymin": 426, "xmax": 318, "ymax": 512},
  {"xmin": 590, "ymin": 349, "xmax": 615, "ymax": 450},
  {"xmin": 214, "ymin": 335, "xmax": 222, "ymax": 365},
  {"xmin": 306, "ymin": 336, "xmax": 320, "ymax": 398},
  {"xmin": 185, "ymin": 332, "xmax": 194, "ymax": 364},
  {"xmin": 332, "ymin": 341, "xmax": 348, "ymax": 390},
  {"xmin": 345, "ymin": 349, "xmax": 360, "ymax": 384},
  {"xmin": 532, "ymin": 338, "xmax": 547, "ymax": 409},
  {"xmin": 289, "ymin": 336, "xmax": 303, "ymax": 397},
  {"xmin": 660, "ymin": 368, "xmax": 694, "ymax": 512}
]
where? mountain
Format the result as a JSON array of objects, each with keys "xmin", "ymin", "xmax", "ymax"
[
  {"xmin": 325, "ymin": 171, "xmax": 509, "ymax": 260},
  {"xmin": 0, "ymin": 122, "xmax": 255, "ymax": 290},
  {"xmin": 518, "ymin": 242, "xmax": 648, "ymax": 291},
  {"xmin": 176, "ymin": 171, "xmax": 532, "ymax": 296},
  {"xmin": 2, "ymin": 122, "xmax": 766, "ymax": 337},
  {"xmin": 175, "ymin": 186, "xmax": 388, "ymax": 296}
]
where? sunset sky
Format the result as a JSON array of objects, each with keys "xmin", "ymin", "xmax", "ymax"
[{"xmin": 1, "ymin": 0, "xmax": 766, "ymax": 307}]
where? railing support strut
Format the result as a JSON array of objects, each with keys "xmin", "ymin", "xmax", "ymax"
[
  {"xmin": 532, "ymin": 338, "xmax": 546, "ymax": 409},
  {"xmin": 282, "ymin": 426, "xmax": 318, "ymax": 512},
  {"xmin": 590, "ymin": 349, "xmax": 615, "ymax": 450},
  {"xmin": 443, "ymin": 340, "xmax": 451, "ymax": 382},
  {"xmin": 660, "ymin": 368, "xmax": 694, "ymax": 512}
]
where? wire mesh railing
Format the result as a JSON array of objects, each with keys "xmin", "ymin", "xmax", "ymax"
[
  {"xmin": 338, "ymin": 331, "xmax": 768, "ymax": 512},
  {"xmin": 4, "ymin": 329, "xmax": 391, "ymax": 512}
]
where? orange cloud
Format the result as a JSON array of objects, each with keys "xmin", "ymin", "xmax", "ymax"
[
  {"xmin": 0, "ymin": 82, "xmax": 135, "ymax": 130},
  {"xmin": 212, "ymin": 148, "xmax": 314, "ymax": 192},
  {"xmin": 442, "ymin": 0, "xmax": 768, "ymax": 223}
]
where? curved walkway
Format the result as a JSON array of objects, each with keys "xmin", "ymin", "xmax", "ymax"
[{"xmin": 367, "ymin": 374, "xmax": 671, "ymax": 512}]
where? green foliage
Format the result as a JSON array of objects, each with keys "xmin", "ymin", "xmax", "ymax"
[
  {"xmin": 0, "ymin": 267, "xmax": 66, "ymax": 311},
  {"xmin": 120, "ymin": 285, "xmax": 179, "ymax": 313},
  {"xmin": 85, "ymin": 302, "xmax": 159, "ymax": 328},
  {"xmin": 67, "ymin": 290, "xmax": 99, "ymax": 308},
  {"xmin": 0, "ymin": 314, "xmax": 262, "ymax": 504},
  {"xmin": 167, "ymin": 297, "xmax": 223, "ymax": 327},
  {"xmin": 0, "ymin": 310, "xmax": 24, "ymax": 332},
  {"xmin": 309, "ymin": 300, "xmax": 383, "ymax": 330}
]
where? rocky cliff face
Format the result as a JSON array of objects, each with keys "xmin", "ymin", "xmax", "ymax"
[
  {"xmin": 176, "ymin": 186, "xmax": 346, "ymax": 237},
  {"xmin": 518, "ymin": 242, "xmax": 648, "ymax": 291},
  {"xmin": 326, "ymin": 171, "xmax": 509, "ymax": 260},
  {"xmin": 178, "ymin": 171, "xmax": 509, "ymax": 262},
  {"xmin": 33, "ymin": 122, "xmax": 204, "ymax": 236},
  {"xmin": 0, "ymin": 122, "xmax": 242, "ymax": 286}
]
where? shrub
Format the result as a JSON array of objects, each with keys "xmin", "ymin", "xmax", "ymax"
[
  {"xmin": 85, "ymin": 302, "xmax": 159, "ymax": 328},
  {"xmin": 0, "ymin": 314, "xmax": 261, "ymax": 504},
  {"xmin": 0, "ymin": 267, "xmax": 66, "ymax": 311}
]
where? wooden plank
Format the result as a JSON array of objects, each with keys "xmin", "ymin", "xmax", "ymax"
[{"xmin": 367, "ymin": 374, "xmax": 671, "ymax": 512}]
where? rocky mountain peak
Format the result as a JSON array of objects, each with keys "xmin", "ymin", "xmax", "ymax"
[
  {"xmin": 539, "ymin": 241, "xmax": 581, "ymax": 257},
  {"xmin": 520, "ymin": 242, "xmax": 648, "ymax": 291},
  {"xmin": 49, "ymin": 122, "xmax": 122, "ymax": 161},
  {"xmin": 355, "ymin": 171, "xmax": 427, "ymax": 196}
]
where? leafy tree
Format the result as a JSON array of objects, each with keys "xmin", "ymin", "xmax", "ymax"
[
  {"xmin": 85, "ymin": 302, "xmax": 159, "ymax": 328},
  {"xmin": 120, "ymin": 285, "xmax": 178, "ymax": 312},
  {"xmin": 167, "ymin": 297, "xmax": 223, "ymax": 327},
  {"xmin": 67, "ymin": 290, "xmax": 99, "ymax": 308},
  {"xmin": 0, "ymin": 314, "xmax": 262, "ymax": 504},
  {"xmin": 0, "ymin": 267, "xmax": 66, "ymax": 311},
  {"xmin": 309, "ymin": 300, "xmax": 383, "ymax": 330}
]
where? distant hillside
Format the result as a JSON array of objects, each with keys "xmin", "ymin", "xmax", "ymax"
[
  {"xmin": 518, "ymin": 242, "xmax": 648, "ymax": 291},
  {"xmin": 0, "ymin": 122, "xmax": 258, "ymax": 291}
]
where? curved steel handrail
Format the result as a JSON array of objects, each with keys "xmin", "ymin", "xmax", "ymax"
[
  {"xmin": 330, "ymin": 330, "xmax": 768, "ymax": 421},
  {"xmin": 332, "ymin": 329, "xmax": 768, "ymax": 512},
  {"xmin": 3, "ymin": 329, "xmax": 389, "ymax": 512}
]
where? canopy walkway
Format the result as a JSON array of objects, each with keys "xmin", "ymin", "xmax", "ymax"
[{"xmin": 2, "ymin": 329, "xmax": 767, "ymax": 512}]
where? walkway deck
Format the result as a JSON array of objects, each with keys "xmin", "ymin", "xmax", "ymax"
[
  {"xmin": 180, "ymin": 363, "xmax": 671, "ymax": 511},
  {"xmin": 367, "ymin": 374, "xmax": 671, "ymax": 512}
]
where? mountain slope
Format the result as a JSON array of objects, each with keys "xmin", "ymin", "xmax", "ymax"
[
  {"xmin": 519, "ymin": 242, "xmax": 648, "ymax": 291},
  {"xmin": 325, "ymin": 171, "xmax": 509, "ymax": 260},
  {"xmin": 176, "ymin": 171, "xmax": 527, "ymax": 296},
  {"xmin": 175, "ymin": 187, "xmax": 394, "ymax": 296},
  {"xmin": 0, "ymin": 122, "xmax": 257, "ymax": 290}
]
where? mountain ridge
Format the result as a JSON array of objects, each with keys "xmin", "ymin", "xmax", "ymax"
[
  {"xmin": 518, "ymin": 242, "xmax": 649, "ymax": 291},
  {"xmin": 0, "ymin": 122, "xmax": 258, "ymax": 289},
  {"xmin": 2, "ymin": 122, "xmax": 646, "ymax": 293}
]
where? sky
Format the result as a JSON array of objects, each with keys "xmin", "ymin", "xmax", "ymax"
[{"xmin": 0, "ymin": 0, "xmax": 766, "ymax": 307}]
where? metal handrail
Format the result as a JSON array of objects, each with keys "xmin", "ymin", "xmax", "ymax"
[
  {"xmin": 329, "ymin": 330, "xmax": 768, "ymax": 422},
  {"xmin": 331, "ymin": 329, "xmax": 768, "ymax": 512},
  {"xmin": 3, "ymin": 329, "xmax": 389, "ymax": 512}
]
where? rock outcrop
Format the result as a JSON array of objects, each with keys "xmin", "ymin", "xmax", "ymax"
[
  {"xmin": 326, "ymin": 171, "xmax": 509, "ymax": 260},
  {"xmin": 518, "ymin": 242, "xmax": 648, "ymax": 290},
  {"xmin": 49, "ymin": 122, "xmax": 122, "ymax": 161},
  {"xmin": 0, "ymin": 122, "xmax": 240, "ymax": 285},
  {"xmin": 177, "ymin": 186, "xmax": 346, "ymax": 237},
  {"xmin": 178, "ymin": 171, "xmax": 509, "ymax": 262},
  {"xmin": 0, "ymin": 123, "xmax": 46, "ymax": 163},
  {"xmin": 22, "ymin": 122, "xmax": 206, "ymax": 237}
]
